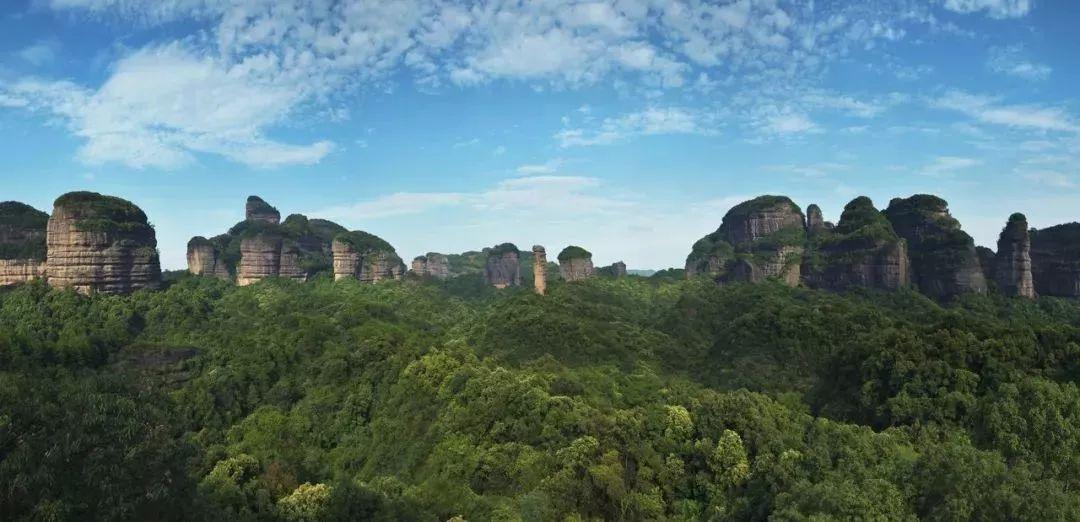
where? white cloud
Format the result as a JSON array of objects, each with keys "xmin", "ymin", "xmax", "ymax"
[
  {"xmin": 16, "ymin": 40, "xmax": 60, "ymax": 65},
  {"xmin": 987, "ymin": 44, "xmax": 1051, "ymax": 80},
  {"xmin": 316, "ymin": 192, "xmax": 467, "ymax": 221},
  {"xmin": 760, "ymin": 112, "xmax": 819, "ymax": 135},
  {"xmin": 935, "ymin": 91, "xmax": 1078, "ymax": 133},
  {"xmin": 557, "ymin": 107, "xmax": 716, "ymax": 147},
  {"xmin": 942, "ymin": 0, "xmax": 1031, "ymax": 18},
  {"xmin": 3, "ymin": 44, "xmax": 332, "ymax": 169},
  {"xmin": 921, "ymin": 155, "xmax": 981, "ymax": 176},
  {"xmin": 517, "ymin": 158, "xmax": 563, "ymax": 175},
  {"xmin": 1024, "ymin": 170, "xmax": 1075, "ymax": 189}
]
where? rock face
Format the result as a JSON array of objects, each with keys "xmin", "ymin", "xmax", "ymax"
[
  {"xmin": 610, "ymin": 261, "xmax": 627, "ymax": 278},
  {"xmin": 994, "ymin": 213, "xmax": 1035, "ymax": 298},
  {"xmin": 0, "ymin": 259, "xmax": 46, "ymax": 286},
  {"xmin": 186, "ymin": 237, "xmax": 230, "ymax": 279},
  {"xmin": 189, "ymin": 197, "xmax": 347, "ymax": 284},
  {"xmin": 0, "ymin": 201, "xmax": 49, "ymax": 286},
  {"xmin": 1031, "ymin": 223, "xmax": 1080, "ymax": 297},
  {"xmin": 484, "ymin": 243, "xmax": 521, "ymax": 288},
  {"xmin": 558, "ymin": 246, "xmax": 595, "ymax": 282},
  {"xmin": 803, "ymin": 197, "xmax": 910, "ymax": 291},
  {"xmin": 332, "ymin": 230, "xmax": 405, "ymax": 283},
  {"xmin": 412, "ymin": 253, "xmax": 451, "ymax": 279},
  {"xmin": 246, "ymin": 196, "xmax": 280, "ymax": 224},
  {"xmin": 46, "ymin": 191, "xmax": 161, "ymax": 294},
  {"xmin": 883, "ymin": 195, "xmax": 986, "ymax": 300},
  {"xmin": 806, "ymin": 204, "xmax": 827, "ymax": 235},
  {"xmin": 685, "ymin": 195, "xmax": 805, "ymax": 286},
  {"xmin": 532, "ymin": 245, "xmax": 547, "ymax": 295}
]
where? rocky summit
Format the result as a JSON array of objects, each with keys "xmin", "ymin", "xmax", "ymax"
[
  {"xmin": 685, "ymin": 195, "xmax": 805, "ymax": 286},
  {"xmin": 883, "ymin": 195, "xmax": 986, "ymax": 300},
  {"xmin": 558, "ymin": 245, "xmax": 595, "ymax": 282},
  {"xmin": 994, "ymin": 213, "xmax": 1035, "ymax": 299},
  {"xmin": 484, "ymin": 243, "xmax": 521, "ymax": 288},
  {"xmin": 803, "ymin": 197, "xmax": 910, "ymax": 292},
  {"xmin": 1030, "ymin": 223, "xmax": 1080, "ymax": 297},
  {"xmin": 187, "ymin": 197, "xmax": 347, "ymax": 285},
  {"xmin": 0, "ymin": 201, "xmax": 49, "ymax": 286},
  {"xmin": 411, "ymin": 253, "xmax": 451, "ymax": 279},
  {"xmin": 332, "ymin": 230, "xmax": 405, "ymax": 283},
  {"xmin": 45, "ymin": 191, "xmax": 161, "ymax": 294}
]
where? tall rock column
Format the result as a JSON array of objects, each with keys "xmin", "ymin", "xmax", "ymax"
[
  {"xmin": 995, "ymin": 213, "xmax": 1035, "ymax": 298},
  {"xmin": 245, "ymin": 196, "xmax": 280, "ymax": 224},
  {"xmin": 532, "ymin": 245, "xmax": 547, "ymax": 295},
  {"xmin": 484, "ymin": 243, "xmax": 521, "ymax": 288},
  {"xmin": 45, "ymin": 192, "xmax": 161, "ymax": 294}
]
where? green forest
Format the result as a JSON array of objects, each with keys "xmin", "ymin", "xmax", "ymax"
[{"xmin": 3, "ymin": 274, "xmax": 1080, "ymax": 521}]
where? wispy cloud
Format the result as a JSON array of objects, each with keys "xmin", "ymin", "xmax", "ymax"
[
  {"xmin": 921, "ymin": 155, "xmax": 981, "ymax": 176},
  {"xmin": 987, "ymin": 44, "xmax": 1051, "ymax": 80},
  {"xmin": 934, "ymin": 91, "xmax": 1078, "ymax": 133},
  {"xmin": 942, "ymin": 0, "xmax": 1032, "ymax": 19},
  {"xmin": 556, "ymin": 107, "xmax": 716, "ymax": 147},
  {"xmin": 516, "ymin": 158, "xmax": 563, "ymax": 175},
  {"xmin": 1024, "ymin": 170, "xmax": 1075, "ymax": 189}
]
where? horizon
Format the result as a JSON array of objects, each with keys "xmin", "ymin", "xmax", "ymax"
[{"xmin": 2, "ymin": 0, "xmax": 1077, "ymax": 270}]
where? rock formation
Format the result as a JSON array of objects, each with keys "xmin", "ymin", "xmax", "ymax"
[
  {"xmin": 806, "ymin": 204, "xmax": 827, "ymax": 235},
  {"xmin": 186, "ymin": 237, "xmax": 230, "ymax": 279},
  {"xmin": 532, "ymin": 245, "xmax": 547, "ymax": 295},
  {"xmin": 189, "ymin": 197, "xmax": 347, "ymax": 284},
  {"xmin": 46, "ymin": 191, "xmax": 161, "ymax": 294},
  {"xmin": 1031, "ymin": 223, "xmax": 1080, "ymax": 297},
  {"xmin": 484, "ymin": 243, "xmax": 521, "ymax": 288},
  {"xmin": 246, "ymin": 196, "xmax": 280, "ymax": 225},
  {"xmin": 0, "ymin": 201, "xmax": 48, "ymax": 286},
  {"xmin": 609, "ymin": 261, "xmax": 627, "ymax": 278},
  {"xmin": 994, "ymin": 213, "xmax": 1035, "ymax": 298},
  {"xmin": 558, "ymin": 246, "xmax": 595, "ymax": 282},
  {"xmin": 685, "ymin": 195, "xmax": 805, "ymax": 286},
  {"xmin": 412, "ymin": 253, "xmax": 451, "ymax": 279},
  {"xmin": 332, "ymin": 230, "xmax": 405, "ymax": 283},
  {"xmin": 803, "ymin": 197, "xmax": 910, "ymax": 291},
  {"xmin": 883, "ymin": 195, "xmax": 986, "ymax": 300}
]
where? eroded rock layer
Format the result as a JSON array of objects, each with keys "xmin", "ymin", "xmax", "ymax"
[
  {"xmin": 186, "ymin": 238, "xmax": 230, "ymax": 279},
  {"xmin": 46, "ymin": 192, "xmax": 160, "ymax": 294},
  {"xmin": 246, "ymin": 196, "xmax": 280, "ymax": 225},
  {"xmin": 412, "ymin": 253, "xmax": 451, "ymax": 279},
  {"xmin": 558, "ymin": 246, "xmax": 595, "ymax": 282},
  {"xmin": 884, "ymin": 195, "xmax": 986, "ymax": 299},
  {"xmin": 0, "ymin": 259, "xmax": 46, "ymax": 286},
  {"xmin": 236, "ymin": 235, "xmax": 282, "ymax": 286},
  {"xmin": 484, "ymin": 244, "xmax": 521, "ymax": 288},
  {"xmin": 995, "ymin": 213, "xmax": 1035, "ymax": 298},
  {"xmin": 803, "ymin": 197, "xmax": 910, "ymax": 291},
  {"xmin": 1031, "ymin": 223, "xmax": 1080, "ymax": 297},
  {"xmin": 332, "ymin": 231, "xmax": 405, "ymax": 283},
  {"xmin": 532, "ymin": 245, "xmax": 547, "ymax": 295}
]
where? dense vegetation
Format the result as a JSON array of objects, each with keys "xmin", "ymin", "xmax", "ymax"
[
  {"xmin": 0, "ymin": 202, "xmax": 48, "ymax": 260},
  {"xmin": 54, "ymin": 191, "xmax": 155, "ymax": 238},
  {"xmin": 3, "ymin": 274, "xmax": 1080, "ymax": 520}
]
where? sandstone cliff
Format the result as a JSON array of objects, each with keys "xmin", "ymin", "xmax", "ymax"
[
  {"xmin": 602, "ymin": 261, "xmax": 628, "ymax": 278},
  {"xmin": 803, "ymin": 197, "xmax": 910, "ymax": 291},
  {"xmin": 883, "ymin": 195, "xmax": 986, "ymax": 299},
  {"xmin": 994, "ymin": 213, "xmax": 1035, "ymax": 298},
  {"xmin": 685, "ymin": 195, "xmax": 805, "ymax": 286},
  {"xmin": 332, "ymin": 230, "xmax": 405, "ymax": 283},
  {"xmin": 246, "ymin": 196, "xmax": 280, "ymax": 224},
  {"xmin": 806, "ymin": 204, "xmax": 826, "ymax": 235},
  {"xmin": 484, "ymin": 243, "xmax": 521, "ymax": 288},
  {"xmin": 532, "ymin": 245, "xmax": 547, "ymax": 295},
  {"xmin": 558, "ymin": 246, "xmax": 595, "ymax": 282},
  {"xmin": 46, "ymin": 191, "xmax": 161, "ymax": 294},
  {"xmin": 412, "ymin": 253, "xmax": 451, "ymax": 279},
  {"xmin": 0, "ymin": 201, "xmax": 48, "ymax": 286},
  {"xmin": 186, "ymin": 237, "xmax": 230, "ymax": 279},
  {"xmin": 189, "ymin": 197, "xmax": 347, "ymax": 284},
  {"xmin": 1031, "ymin": 223, "xmax": 1080, "ymax": 297}
]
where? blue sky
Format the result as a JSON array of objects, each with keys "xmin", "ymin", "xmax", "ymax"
[{"xmin": 1, "ymin": 0, "xmax": 1077, "ymax": 270}]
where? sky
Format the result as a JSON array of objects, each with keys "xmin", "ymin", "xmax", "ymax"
[{"xmin": 1, "ymin": 0, "xmax": 1078, "ymax": 270}]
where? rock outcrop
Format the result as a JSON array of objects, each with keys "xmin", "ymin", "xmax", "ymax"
[
  {"xmin": 558, "ymin": 246, "xmax": 595, "ymax": 282},
  {"xmin": 532, "ymin": 245, "xmax": 547, "ymax": 295},
  {"xmin": 0, "ymin": 201, "xmax": 48, "ymax": 286},
  {"xmin": 332, "ymin": 230, "xmax": 405, "ymax": 283},
  {"xmin": 246, "ymin": 196, "xmax": 280, "ymax": 224},
  {"xmin": 806, "ymin": 204, "xmax": 827, "ymax": 235},
  {"xmin": 412, "ymin": 253, "xmax": 451, "ymax": 279},
  {"xmin": 484, "ymin": 243, "xmax": 521, "ymax": 288},
  {"xmin": 685, "ymin": 195, "xmax": 805, "ymax": 286},
  {"xmin": 189, "ymin": 197, "xmax": 347, "ymax": 284},
  {"xmin": 803, "ymin": 197, "xmax": 910, "ymax": 291},
  {"xmin": 1031, "ymin": 223, "xmax": 1080, "ymax": 297},
  {"xmin": 994, "ymin": 213, "xmax": 1035, "ymax": 298},
  {"xmin": 609, "ymin": 261, "xmax": 627, "ymax": 278},
  {"xmin": 883, "ymin": 195, "xmax": 986, "ymax": 299},
  {"xmin": 46, "ymin": 191, "xmax": 161, "ymax": 294},
  {"xmin": 186, "ymin": 237, "xmax": 230, "ymax": 279}
]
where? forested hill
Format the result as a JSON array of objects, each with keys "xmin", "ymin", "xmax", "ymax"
[{"xmin": 4, "ymin": 274, "xmax": 1080, "ymax": 520}]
